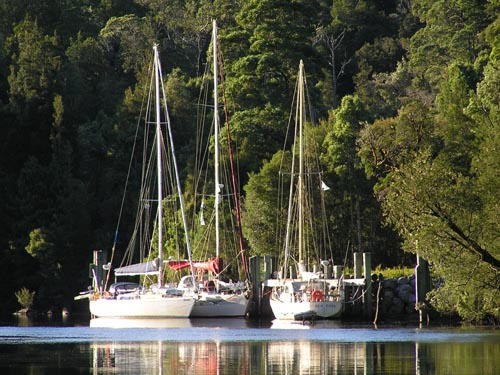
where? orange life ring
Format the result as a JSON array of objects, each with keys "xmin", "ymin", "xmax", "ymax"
[{"xmin": 311, "ymin": 289, "xmax": 324, "ymax": 302}]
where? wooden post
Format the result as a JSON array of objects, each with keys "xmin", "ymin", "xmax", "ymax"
[
  {"xmin": 363, "ymin": 252, "xmax": 372, "ymax": 318},
  {"xmin": 92, "ymin": 250, "xmax": 107, "ymax": 293},
  {"xmin": 249, "ymin": 255, "xmax": 261, "ymax": 317},
  {"xmin": 354, "ymin": 252, "xmax": 362, "ymax": 278},
  {"xmin": 415, "ymin": 255, "xmax": 431, "ymax": 324},
  {"xmin": 263, "ymin": 255, "xmax": 273, "ymax": 280},
  {"xmin": 333, "ymin": 265, "xmax": 343, "ymax": 279},
  {"xmin": 326, "ymin": 264, "xmax": 333, "ymax": 279}
]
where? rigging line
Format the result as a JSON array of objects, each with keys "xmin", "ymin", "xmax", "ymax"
[
  {"xmin": 159, "ymin": 139, "xmax": 182, "ymax": 260},
  {"xmin": 216, "ymin": 35, "xmax": 249, "ymax": 279},
  {"xmin": 137, "ymin": 81, "xmax": 155, "ymax": 263},
  {"xmin": 104, "ymin": 54, "xmax": 154, "ymax": 291},
  {"xmin": 194, "ymin": 63, "xmax": 213, "ymax": 231},
  {"xmin": 320, "ymin": 179, "xmax": 334, "ymax": 260},
  {"xmin": 281, "ymin": 71, "xmax": 299, "ymax": 164},
  {"xmin": 193, "ymin": 61, "xmax": 211, "ymax": 229},
  {"xmin": 303, "ymin": 64, "xmax": 316, "ymax": 126},
  {"xmin": 303, "ymin": 63, "xmax": 333, "ymax": 261},
  {"xmin": 283, "ymin": 68, "xmax": 301, "ymax": 276},
  {"xmin": 121, "ymin": 131, "xmax": 157, "ymax": 268},
  {"xmin": 276, "ymin": 70, "xmax": 299, "ymax": 261},
  {"xmin": 343, "ymin": 240, "xmax": 350, "ymax": 270},
  {"xmin": 274, "ymin": 73, "xmax": 300, "ymax": 262},
  {"xmin": 305, "ymin": 184, "xmax": 319, "ymax": 263},
  {"xmin": 157, "ymin": 50, "xmax": 197, "ymax": 290},
  {"xmin": 275, "ymin": 168, "xmax": 283, "ymax": 258}
]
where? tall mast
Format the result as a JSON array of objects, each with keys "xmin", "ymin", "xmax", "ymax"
[
  {"xmin": 213, "ymin": 20, "xmax": 220, "ymax": 262},
  {"xmin": 282, "ymin": 62, "xmax": 302, "ymax": 279},
  {"xmin": 215, "ymin": 21, "xmax": 249, "ymax": 279},
  {"xmin": 153, "ymin": 45, "xmax": 164, "ymax": 288},
  {"xmin": 298, "ymin": 60, "xmax": 304, "ymax": 264},
  {"xmin": 156, "ymin": 46, "xmax": 197, "ymax": 289}
]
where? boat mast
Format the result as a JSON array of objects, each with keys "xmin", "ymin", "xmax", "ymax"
[
  {"xmin": 154, "ymin": 44, "xmax": 197, "ymax": 290},
  {"xmin": 214, "ymin": 20, "xmax": 250, "ymax": 279},
  {"xmin": 282, "ymin": 62, "xmax": 303, "ymax": 279},
  {"xmin": 213, "ymin": 20, "xmax": 221, "ymax": 266},
  {"xmin": 298, "ymin": 60, "xmax": 304, "ymax": 265},
  {"xmin": 153, "ymin": 45, "xmax": 164, "ymax": 288}
]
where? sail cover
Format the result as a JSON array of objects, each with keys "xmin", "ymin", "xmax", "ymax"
[
  {"xmin": 168, "ymin": 257, "xmax": 222, "ymax": 275},
  {"xmin": 114, "ymin": 259, "xmax": 160, "ymax": 276}
]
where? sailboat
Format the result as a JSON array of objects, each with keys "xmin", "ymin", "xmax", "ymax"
[
  {"xmin": 85, "ymin": 45, "xmax": 196, "ymax": 318},
  {"xmin": 175, "ymin": 20, "xmax": 250, "ymax": 317},
  {"xmin": 266, "ymin": 61, "xmax": 344, "ymax": 320}
]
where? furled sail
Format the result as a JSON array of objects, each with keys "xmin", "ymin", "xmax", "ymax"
[
  {"xmin": 168, "ymin": 257, "xmax": 222, "ymax": 275},
  {"xmin": 114, "ymin": 259, "xmax": 160, "ymax": 276}
]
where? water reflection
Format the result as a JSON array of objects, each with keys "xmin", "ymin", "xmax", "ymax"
[
  {"xmin": 89, "ymin": 339, "xmax": 499, "ymax": 374},
  {"xmin": 91, "ymin": 341, "xmax": 250, "ymax": 374},
  {"xmin": 1, "ymin": 317, "xmax": 498, "ymax": 374},
  {"xmin": 90, "ymin": 318, "xmax": 193, "ymax": 328}
]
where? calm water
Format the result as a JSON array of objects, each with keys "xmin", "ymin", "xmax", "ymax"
[{"xmin": 0, "ymin": 316, "xmax": 498, "ymax": 374}]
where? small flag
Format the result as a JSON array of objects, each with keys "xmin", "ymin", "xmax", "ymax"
[
  {"xmin": 321, "ymin": 181, "xmax": 330, "ymax": 191},
  {"xmin": 200, "ymin": 201, "xmax": 206, "ymax": 226}
]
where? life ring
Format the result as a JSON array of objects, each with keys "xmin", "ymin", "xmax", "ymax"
[{"xmin": 311, "ymin": 289, "xmax": 324, "ymax": 302}]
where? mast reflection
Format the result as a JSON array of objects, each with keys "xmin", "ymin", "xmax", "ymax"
[{"xmin": 90, "ymin": 340, "xmax": 398, "ymax": 374}]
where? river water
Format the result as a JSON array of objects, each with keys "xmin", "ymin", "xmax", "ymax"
[{"xmin": 0, "ymin": 316, "xmax": 498, "ymax": 374}]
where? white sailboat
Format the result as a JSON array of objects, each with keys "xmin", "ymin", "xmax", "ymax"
[
  {"xmin": 267, "ymin": 61, "xmax": 343, "ymax": 320},
  {"xmin": 175, "ymin": 20, "xmax": 250, "ymax": 317},
  {"xmin": 86, "ymin": 45, "xmax": 196, "ymax": 318}
]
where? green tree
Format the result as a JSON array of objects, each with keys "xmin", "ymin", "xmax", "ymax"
[
  {"xmin": 243, "ymin": 150, "xmax": 291, "ymax": 256},
  {"xmin": 410, "ymin": 0, "xmax": 491, "ymax": 90},
  {"xmin": 328, "ymin": 0, "xmax": 401, "ymax": 98},
  {"xmin": 359, "ymin": 99, "xmax": 436, "ymax": 179},
  {"xmin": 354, "ymin": 37, "xmax": 405, "ymax": 118},
  {"xmin": 7, "ymin": 17, "xmax": 62, "ymax": 163},
  {"xmin": 321, "ymin": 95, "xmax": 387, "ymax": 263},
  {"xmin": 382, "ymin": 152, "xmax": 499, "ymax": 321},
  {"xmin": 369, "ymin": 11, "xmax": 500, "ymax": 320},
  {"xmin": 222, "ymin": 0, "xmax": 321, "ymax": 177}
]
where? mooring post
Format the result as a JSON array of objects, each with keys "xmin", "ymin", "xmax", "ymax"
[
  {"xmin": 263, "ymin": 255, "xmax": 273, "ymax": 280},
  {"xmin": 92, "ymin": 250, "xmax": 107, "ymax": 293},
  {"xmin": 333, "ymin": 265, "xmax": 343, "ymax": 279},
  {"xmin": 354, "ymin": 252, "xmax": 362, "ymax": 279},
  {"xmin": 415, "ymin": 254, "xmax": 431, "ymax": 324},
  {"xmin": 363, "ymin": 252, "xmax": 372, "ymax": 318},
  {"xmin": 326, "ymin": 263, "xmax": 333, "ymax": 279},
  {"xmin": 249, "ymin": 255, "xmax": 261, "ymax": 317}
]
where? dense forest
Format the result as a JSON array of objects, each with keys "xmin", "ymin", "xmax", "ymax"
[{"xmin": 0, "ymin": 0, "xmax": 497, "ymax": 322}]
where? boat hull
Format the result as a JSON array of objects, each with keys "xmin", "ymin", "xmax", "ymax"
[
  {"xmin": 89, "ymin": 295, "xmax": 195, "ymax": 318},
  {"xmin": 190, "ymin": 293, "xmax": 249, "ymax": 317},
  {"xmin": 269, "ymin": 298, "xmax": 343, "ymax": 320}
]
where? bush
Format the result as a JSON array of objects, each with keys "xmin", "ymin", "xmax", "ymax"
[
  {"xmin": 15, "ymin": 287, "xmax": 36, "ymax": 310},
  {"xmin": 374, "ymin": 265, "xmax": 414, "ymax": 279}
]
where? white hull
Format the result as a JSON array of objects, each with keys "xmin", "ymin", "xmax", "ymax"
[
  {"xmin": 270, "ymin": 298, "xmax": 342, "ymax": 320},
  {"xmin": 89, "ymin": 294, "xmax": 194, "ymax": 318},
  {"xmin": 268, "ymin": 278, "xmax": 344, "ymax": 320},
  {"xmin": 190, "ymin": 292, "xmax": 249, "ymax": 317}
]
